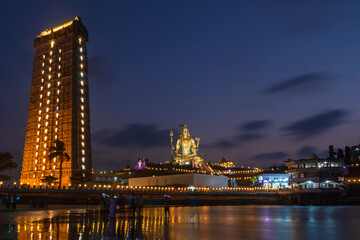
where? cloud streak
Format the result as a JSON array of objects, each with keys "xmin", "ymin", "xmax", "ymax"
[
  {"xmin": 240, "ymin": 120, "xmax": 272, "ymax": 131},
  {"xmin": 94, "ymin": 123, "xmax": 169, "ymax": 148},
  {"xmin": 282, "ymin": 109, "xmax": 350, "ymax": 138},
  {"xmin": 237, "ymin": 133, "xmax": 263, "ymax": 142},
  {"xmin": 250, "ymin": 151, "xmax": 287, "ymax": 161},
  {"xmin": 261, "ymin": 72, "xmax": 332, "ymax": 95}
]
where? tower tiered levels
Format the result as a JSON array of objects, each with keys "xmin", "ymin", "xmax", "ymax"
[{"xmin": 20, "ymin": 17, "xmax": 92, "ymax": 187}]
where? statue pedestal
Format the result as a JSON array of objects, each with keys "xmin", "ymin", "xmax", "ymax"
[{"xmin": 172, "ymin": 156, "xmax": 204, "ymax": 165}]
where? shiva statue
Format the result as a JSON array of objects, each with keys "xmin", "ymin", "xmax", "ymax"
[{"xmin": 170, "ymin": 123, "xmax": 203, "ymax": 165}]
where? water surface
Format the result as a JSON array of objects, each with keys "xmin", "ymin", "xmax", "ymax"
[{"xmin": 1, "ymin": 206, "xmax": 359, "ymax": 240}]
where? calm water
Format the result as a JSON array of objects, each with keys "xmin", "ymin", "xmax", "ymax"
[{"xmin": 1, "ymin": 205, "xmax": 360, "ymax": 240}]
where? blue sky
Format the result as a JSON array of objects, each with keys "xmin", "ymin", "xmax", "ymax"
[{"xmin": 1, "ymin": 1, "xmax": 360, "ymax": 175}]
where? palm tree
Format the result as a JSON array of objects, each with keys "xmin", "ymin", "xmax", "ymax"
[{"xmin": 48, "ymin": 140, "xmax": 70, "ymax": 189}]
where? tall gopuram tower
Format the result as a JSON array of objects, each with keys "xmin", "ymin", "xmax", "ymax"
[{"xmin": 20, "ymin": 17, "xmax": 92, "ymax": 187}]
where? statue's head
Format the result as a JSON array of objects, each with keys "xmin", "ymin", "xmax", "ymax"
[{"xmin": 180, "ymin": 123, "xmax": 190, "ymax": 139}]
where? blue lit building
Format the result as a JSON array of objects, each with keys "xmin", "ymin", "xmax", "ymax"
[{"xmin": 256, "ymin": 173, "xmax": 290, "ymax": 189}]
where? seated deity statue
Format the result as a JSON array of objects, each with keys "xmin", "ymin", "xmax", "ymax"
[{"xmin": 170, "ymin": 123, "xmax": 202, "ymax": 163}]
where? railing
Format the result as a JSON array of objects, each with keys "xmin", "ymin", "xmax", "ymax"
[{"xmin": 0, "ymin": 185, "xmax": 278, "ymax": 195}]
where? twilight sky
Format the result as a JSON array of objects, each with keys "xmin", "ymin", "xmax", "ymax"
[{"xmin": 1, "ymin": 1, "xmax": 360, "ymax": 176}]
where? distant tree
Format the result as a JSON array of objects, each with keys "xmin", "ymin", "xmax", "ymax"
[
  {"xmin": 337, "ymin": 148, "xmax": 344, "ymax": 159},
  {"xmin": 351, "ymin": 144, "xmax": 360, "ymax": 163},
  {"xmin": 48, "ymin": 140, "xmax": 70, "ymax": 189},
  {"xmin": 41, "ymin": 175, "xmax": 58, "ymax": 186},
  {"xmin": 345, "ymin": 146, "xmax": 352, "ymax": 164},
  {"xmin": 0, "ymin": 152, "xmax": 18, "ymax": 181},
  {"xmin": 250, "ymin": 176, "xmax": 258, "ymax": 185},
  {"xmin": 329, "ymin": 145, "xmax": 335, "ymax": 159}
]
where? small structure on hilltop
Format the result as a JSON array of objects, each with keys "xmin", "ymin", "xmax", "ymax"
[{"xmin": 219, "ymin": 157, "xmax": 235, "ymax": 168}]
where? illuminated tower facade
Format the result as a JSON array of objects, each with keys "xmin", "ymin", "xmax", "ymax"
[{"xmin": 20, "ymin": 17, "xmax": 92, "ymax": 187}]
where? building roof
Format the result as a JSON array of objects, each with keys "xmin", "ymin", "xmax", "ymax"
[{"xmin": 307, "ymin": 153, "xmax": 319, "ymax": 160}]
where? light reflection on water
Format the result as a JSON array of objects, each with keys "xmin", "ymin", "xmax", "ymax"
[{"xmin": 1, "ymin": 206, "xmax": 360, "ymax": 239}]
